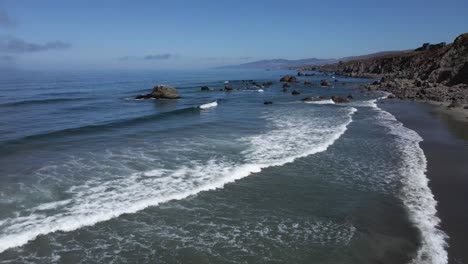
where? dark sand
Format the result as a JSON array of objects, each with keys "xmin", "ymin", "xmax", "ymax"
[{"xmin": 380, "ymin": 100, "xmax": 468, "ymax": 264}]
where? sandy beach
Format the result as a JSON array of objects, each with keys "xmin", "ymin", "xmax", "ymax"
[{"xmin": 380, "ymin": 99, "xmax": 468, "ymax": 264}]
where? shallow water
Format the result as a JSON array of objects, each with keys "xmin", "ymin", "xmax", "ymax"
[{"xmin": 0, "ymin": 69, "xmax": 446, "ymax": 263}]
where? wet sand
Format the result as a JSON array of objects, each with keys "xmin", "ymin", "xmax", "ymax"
[{"xmin": 379, "ymin": 100, "xmax": 468, "ymax": 264}]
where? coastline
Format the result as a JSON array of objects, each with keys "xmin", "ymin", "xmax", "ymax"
[{"xmin": 379, "ymin": 99, "xmax": 468, "ymax": 264}]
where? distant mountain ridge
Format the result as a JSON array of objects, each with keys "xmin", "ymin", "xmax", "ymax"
[
  {"xmin": 220, "ymin": 51, "xmax": 410, "ymax": 69},
  {"xmin": 219, "ymin": 58, "xmax": 337, "ymax": 69}
]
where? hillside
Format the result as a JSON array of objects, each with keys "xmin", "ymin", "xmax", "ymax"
[{"xmin": 299, "ymin": 33, "xmax": 468, "ymax": 104}]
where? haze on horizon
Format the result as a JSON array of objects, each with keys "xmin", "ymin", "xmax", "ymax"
[{"xmin": 0, "ymin": 0, "xmax": 467, "ymax": 70}]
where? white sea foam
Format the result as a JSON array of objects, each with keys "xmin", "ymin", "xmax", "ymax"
[
  {"xmin": 199, "ymin": 101, "xmax": 218, "ymax": 109},
  {"xmin": 304, "ymin": 99, "xmax": 335, "ymax": 105},
  {"xmin": 370, "ymin": 97, "xmax": 448, "ymax": 264},
  {"xmin": 0, "ymin": 106, "xmax": 357, "ymax": 253}
]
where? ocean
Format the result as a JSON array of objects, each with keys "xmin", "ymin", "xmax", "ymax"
[{"xmin": 0, "ymin": 69, "xmax": 447, "ymax": 263}]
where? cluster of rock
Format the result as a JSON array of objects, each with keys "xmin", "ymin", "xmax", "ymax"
[
  {"xmin": 362, "ymin": 77, "xmax": 468, "ymax": 105},
  {"xmin": 280, "ymin": 75, "xmax": 298, "ymax": 82},
  {"xmin": 307, "ymin": 33, "xmax": 468, "ymax": 105}
]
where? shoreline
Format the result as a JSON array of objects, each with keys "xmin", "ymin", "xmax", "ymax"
[{"xmin": 379, "ymin": 99, "xmax": 468, "ymax": 264}]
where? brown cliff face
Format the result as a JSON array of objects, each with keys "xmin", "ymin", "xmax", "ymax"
[
  {"xmin": 309, "ymin": 33, "xmax": 468, "ymax": 87},
  {"xmin": 297, "ymin": 33, "xmax": 468, "ymax": 104}
]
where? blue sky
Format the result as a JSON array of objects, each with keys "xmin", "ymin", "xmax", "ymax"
[{"xmin": 0, "ymin": 0, "xmax": 467, "ymax": 70}]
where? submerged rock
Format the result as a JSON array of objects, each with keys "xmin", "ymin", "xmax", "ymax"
[
  {"xmin": 291, "ymin": 90, "xmax": 301, "ymax": 95},
  {"xmin": 302, "ymin": 96, "xmax": 325, "ymax": 102},
  {"xmin": 321, "ymin": 80, "xmax": 330, "ymax": 86}
]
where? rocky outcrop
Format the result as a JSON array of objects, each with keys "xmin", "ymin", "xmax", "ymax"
[
  {"xmin": 300, "ymin": 33, "xmax": 468, "ymax": 104},
  {"xmin": 136, "ymin": 85, "xmax": 180, "ymax": 99},
  {"xmin": 280, "ymin": 75, "xmax": 297, "ymax": 82}
]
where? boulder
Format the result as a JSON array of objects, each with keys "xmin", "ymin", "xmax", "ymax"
[
  {"xmin": 150, "ymin": 85, "xmax": 180, "ymax": 99},
  {"xmin": 321, "ymin": 80, "xmax": 330, "ymax": 86},
  {"xmin": 136, "ymin": 85, "xmax": 180, "ymax": 99},
  {"xmin": 331, "ymin": 96, "xmax": 349, "ymax": 103},
  {"xmin": 201, "ymin": 86, "xmax": 210, "ymax": 91},
  {"xmin": 224, "ymin": 85, "xmax": 233, "ymax": 91},
  {"xmin": 291, "ymin": 90, "xmax": 301, "ymax": 95},
  {"xmin": 280, "ymin": 75, "xmax": 297, "ymax": 82}
]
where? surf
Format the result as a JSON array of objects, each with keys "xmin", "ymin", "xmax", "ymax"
[{"xmin": 0, "ymin": 105, "xmax": 357, "ymax": 253}]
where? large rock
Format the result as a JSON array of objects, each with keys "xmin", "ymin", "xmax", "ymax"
[
  {"xmin": 224, "ymin": 85, "xmax": 233, "ymax": 91},
  {"xmin": 280, "ymin": 75, "xmax": 297, "ymax": 82},
  {"xmin": 136, "ymin": 85, "xmax": 180, "ymax": 99},
  {"xmin": 331, "ymin": 96, "xmax": 349, "ymax": 103},
  {"xmin": 150, "ymin": 85, "xmax": 180, "ymax": 99}
]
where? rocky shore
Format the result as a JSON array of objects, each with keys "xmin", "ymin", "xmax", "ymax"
[{"xmin": 298, "ymin": 33, "xmax": 468, "ymax": 109}]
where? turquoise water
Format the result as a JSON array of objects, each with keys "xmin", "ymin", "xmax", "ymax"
[{"xmin": 0, "ymin": 69, "xmax": 446, "ymax": 263}]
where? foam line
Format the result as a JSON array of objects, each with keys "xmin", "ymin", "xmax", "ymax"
[
  {"xmin": 371, "ymin": 97, "xmax": 448, "ymax": 264},
  {"xmin": 0, "ymin": 107, "xmax": 357, "ymax": 253}
]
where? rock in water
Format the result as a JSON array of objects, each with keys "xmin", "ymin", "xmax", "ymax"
[
  {"xmin": 304, "ymin": 80, "xmax": 312, "ymax": 85},
  {"xmin": 264, "ymin": 101, "xmax": 273, "ymax": 105},
  {"xmin": 224, "ymin": 85, "xmax": 233, "ymax": 91},
  {"xmin": 347, "ymin": 94, "xmax": 354, "ymax": 99},
  {"xmin": 201, "ymin": 86, "xmax": 210, "ymax": 91},
  {"xmin": 321, "ymin": 80, "xmax": 330, "ymax": 86},
  {"xmin": 283, "ymin": 83, "xmax": 291, "ymax": 88},
  {"xmin": 280, "ymin": 75, "xmax": 297, "ymax": 82},
  {"xmin": 135, "ymin": 94, "xmax": 152, "ymax": 100},
  {"xmin": 135, "ymin": 85, "xmax": 180, "ymax": 99},
  {"xmin": 331, "ymin": 96, "xmax": 349, "ymax": 103},
  {"xmin": 291, "ymin": 90, "xmax": 301, "ymax": 95}
]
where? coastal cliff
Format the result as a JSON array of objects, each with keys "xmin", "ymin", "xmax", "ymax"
[{"xmin": 299, "ymin": 33, "xmax": 468, "ymax": 105}]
